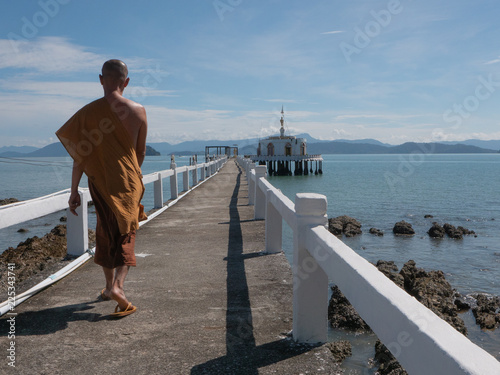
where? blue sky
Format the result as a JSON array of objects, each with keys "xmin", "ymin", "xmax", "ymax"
[{"xmin": 1, "ymin": 0, "xmax": 500, "ymax": 147}]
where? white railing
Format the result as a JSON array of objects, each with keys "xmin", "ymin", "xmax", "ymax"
[
  {"xmin": 0, "ymin": 155, "xmax": 227, "ymax": 316},
  {"xmin": 237, "ymin": 156, "xmax": 500, "ymax": 375},
  {"xmin": 0, "ymin": 156, "xmax": 227, "ymax": 256}
]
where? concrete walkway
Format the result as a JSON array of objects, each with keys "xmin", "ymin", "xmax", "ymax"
[{"xmin": 1, "ymin": 160, "xmax": 340, "ymax": 375}]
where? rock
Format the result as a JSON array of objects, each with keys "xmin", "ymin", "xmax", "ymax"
[
  {"xmin": 428, "ymin": 222, "xmax": 445, "ymax": 238},
  {"xmin": 424, "ymin": 214, "xmax": 434, "ymax": 218},
  {"xmin": 328, "ymin": 220, "xmax": 343, "ymax": 236},
  {"xmin": 472, "ymin": 294, "xmax": 500, "ymax": 330},
  {"xmin": 428, "ymin": 223, "xmax": 476, "ymax": 239},
  {"xmin": 0, "ymin": 197, "xmax": 19, "ymax": 206},
  {"xmin": 328, "ymin": 258, "xmax": 469, "ymax": 374},
  {"xmin": 443, "ymin": 223, "xmax": 463, "ymax": 239},
  {"xmin": 454, "ymin": 294, "xmax": 471, "ymax": 312},
  {"xmin": 374, "ymin": 340, "xmax": 409, "ymax": 375},
  {"xmin": 393, "ymin": 221, "xmax": 415, "ymax": 235},
  {"xmin": 372, "ymin": 260, "xmax": 468, "ymax": 374},
  {"xmin": 376, "ymin": 260, "xmax": 404, "ymax": 288},
  {"xmin": 327, "ymin": 340, "xmax": 352, "ymax": 363},
  {"xmin": 328, "ymin": 285, "xmax": 371, "ymax": 332},
  {"xmin": 0, "ymin": 225, "xmax": 96, "ymax": 294},
  {"xmin": 457, "ymin": 226, "xmax": 475, "ymax": 236},
  {"xmin": 328, "ymin": 216, "xmax": 362, "ymax": 237},
  {"xmin": 399, "ymin": 260, "xmax": 467, "ymax": 335},
  {"xmin": 369, "ymin": 227, "xmax": 384, "ymax": 236}
]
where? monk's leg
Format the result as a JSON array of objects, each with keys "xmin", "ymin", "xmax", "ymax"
[
  {"xmin": 102, "ymin": 267, "xmax": 114, "ymax": 299},
  {"xmin": 111, "ymin": 265, "xmax": 131, "ymax": 310}
]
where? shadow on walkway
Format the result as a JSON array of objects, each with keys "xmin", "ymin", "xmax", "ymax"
[
  {"xmin": 0, "ymin": 300, "xmax": 104, "ymax": 336},
  {"xmin": 191, "ymin": 165, "xmax": 318, "ymax": 375}
]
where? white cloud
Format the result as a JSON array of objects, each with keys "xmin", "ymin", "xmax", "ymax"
[
  {"xmin": 0, "ymin": 80, "xmax": 101, "ymax": 99},
  {"xmin": 484, "ymin": 57, "xmax": 500, "ymax": 65},
  {"xmin": 320, "ymin": 30, "xmax": 345, "ymax": 35},
  {"xmin": 0, "ymin": 37, "xmax": 103, "ymax": 73},
  {"xmin": 0, "ymin": 37, "xmax": 164, "ymax": 77}
]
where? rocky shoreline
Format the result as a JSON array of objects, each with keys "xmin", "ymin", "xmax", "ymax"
[
  {"xmin": 0, "ymin": 224, "xmax": 95, "ymax": 302},
  {"xmin": 1, "ymin": 211, "xmax": 498, "ymax": 372},
  {"xmin": 326, "ymin": 215, "xmax": 498, "ymax": 373},
  {"xmin": 328, "ymin": 215, "xmax": 477, "ymax": 239},
  {"xmin": 328, "ymin": 258, "xmax": 500, "ymax": 374},
  {"xmin": 0, "ymin": 197, "xmax": 19, "ymax": 206}
]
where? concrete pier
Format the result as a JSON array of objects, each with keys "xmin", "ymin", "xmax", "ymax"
[{"xmin": 0, "ymin": 161, "xmax": 340, "ymax": 375}]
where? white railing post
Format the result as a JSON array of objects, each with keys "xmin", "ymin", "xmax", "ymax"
[
  {"xmin": 183, "ymin": 168, "xmax": 189, "ymax": 192},
  {"xmin": 192, "ymin": 162, "xmax": 198, "ymax": 185},
  {"xmin": 200, "ymin": 163, "xmax": 206, "ymax": 181},
  {"xmin": 153, "ymin": 172, "xmax": 163, "ymax": 209},
  {"xmin": 245, "ymin": 160, "xmax": 251, "ymax": 180},
  {"xmin": 66, "ymin": 190, "xmax": 89, "ymax": 256},
  {"xmin": 265, "ymin": 189, "xmax": 282, "ymax": 254},
  {"xmin": 170, "ymin": 159, "xmax": 178, "ymax": 199},
  {"xmin": 292, "ymin": 193, "xmax": 329, "ymax": 343},
  {"xmin": 254, "ymin": 166, "xmax": 267, "ymax": 220},
  {"xmin": 248, "ymin": 163, "xmax": 256, "ymax": 206}
]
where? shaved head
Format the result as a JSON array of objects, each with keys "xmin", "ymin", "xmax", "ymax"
[{"xmin": 101, "ymin": 59, "xmax": 128, "ymax": 82}]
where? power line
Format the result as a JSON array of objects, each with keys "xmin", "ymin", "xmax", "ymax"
[{"xmin": 0, "ymin": 156, "xmax": 72, "ymax": 168}]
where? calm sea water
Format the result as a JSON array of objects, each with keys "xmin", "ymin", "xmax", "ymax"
[
  {"xmin": 268, "ymin": 153, "xmax": 500, "ymax": 370},
  {"xmin": 1, "ymin": 153, "xmax": 499, "ymax": 369},
  {"xmin": 0, "ymin": 155, "xmax": 194, "ymax": 253}
]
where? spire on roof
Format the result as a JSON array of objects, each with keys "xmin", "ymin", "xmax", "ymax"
[{"xmin": 280, "ymin": 105, "xmax": 285, "ymax": 138}]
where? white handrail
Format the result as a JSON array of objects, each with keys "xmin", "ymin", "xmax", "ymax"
[
  {"xmin": 0, "ymin": 156, "xmax": 228, "ymax": 316},
  {"xmin": 0, "ymin": 157, "xmax": 227, "ymax": 233},
  {"xmin": 236, "ymin": 155, "xmax": 500, "ymax": 375}
]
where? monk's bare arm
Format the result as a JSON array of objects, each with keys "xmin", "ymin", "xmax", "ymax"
[
  {"xmin": 69, "ymin": 162, "xmax": 84, "ymax": 216},
  {"xmin": 135, "ymin": 107, "xmax": 148, "ymax": 168}
]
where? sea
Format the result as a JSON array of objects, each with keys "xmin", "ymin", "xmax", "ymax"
[{"xmin": 1, "ymin": 153, "xmax": 499, "ymax": 371}]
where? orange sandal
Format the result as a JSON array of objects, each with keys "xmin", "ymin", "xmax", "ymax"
[{"xmin": 110, "ymin": 302, "xmax": 136, "ymax": 318}]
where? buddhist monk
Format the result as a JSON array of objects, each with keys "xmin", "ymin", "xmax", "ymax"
[{"xmin": 56, "ymin": 59, "xmax": 148, "ymax": 317}]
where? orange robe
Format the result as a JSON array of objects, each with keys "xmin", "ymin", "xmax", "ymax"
[{"xmin": 56, "ymin": 97, "xmax": 146, "ymax": 268}]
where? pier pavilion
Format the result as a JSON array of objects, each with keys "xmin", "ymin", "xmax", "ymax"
[{"xmin": 248, "ymin": 107, "xmax": 323, "ymax": 176}]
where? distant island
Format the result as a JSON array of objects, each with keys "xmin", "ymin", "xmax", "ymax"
[
  {"xmin": 146, "ymin": 145, "xmax": 160, "ymax": 156},
  {"xmin": 0, "ymin": 143, "xmax": 160, "ymax": 158},
  {"xmin": 0, "ymin": 136, "xmax": 499, "ymax": 157}
]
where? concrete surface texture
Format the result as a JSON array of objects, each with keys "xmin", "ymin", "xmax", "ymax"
[{"xmin": 1, "ymin": 160, "xmax": 341, "ymax": 375}]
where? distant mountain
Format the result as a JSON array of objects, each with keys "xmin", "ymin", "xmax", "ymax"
[
  {"xmin": 440, "ymin": 139, "xmax": 500, "ymax": 151},
  {"xmin": 332, "ymin": 138, "xmax": 391, "ymax": 147},
  {"xmin": 0, "ymin": 145, "xmax": 39, "ymax": 157},
  {"xmin": 240, "ymin": 144, "xmax": 258, "ymax": 155},
  {"xmin": 308, "ymin": 141, "xmax": 497, "ymax": 154},
  {"xmin": 27, "ymin": 142, "xmax": 66, "ymax": 157},
  {"xmin": 1, "ymin": 137, "xmax": 498, "ymax": 157},
  {"xmin": 149, "ymin": 138, "xmax": 261, "ymax": 155},
  {"xmin": 388, "ymin": 142, "xmax": 495, "ymax": 154},
  {"xmin": 146, "ymin": 145, "xmax": 160, "ymax": 156},
  {"xmin": 0, "ymin": 143, "xmax": 161, "ymax": 157},
  {"xmin": 308, "ymin": 141, "xmax": 387, "ymax": 154}
]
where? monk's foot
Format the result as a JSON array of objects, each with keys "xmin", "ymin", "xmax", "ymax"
[
  {"xmin": 100, "ymin": 288, "xmax": 112, "ymax": 301},
  {"xmin": 110, "ymin": 287, "xmax": 129, "ymax": 311}
]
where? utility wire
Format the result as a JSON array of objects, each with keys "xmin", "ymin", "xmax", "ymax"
[{"xmin": 0, "ymin": 156, "xmax": 72, "ymax": 168}]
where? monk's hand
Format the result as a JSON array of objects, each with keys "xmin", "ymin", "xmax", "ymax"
[{"xmin": 68, "ymin": 191, "xmax": 81, "ymax": 216}]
